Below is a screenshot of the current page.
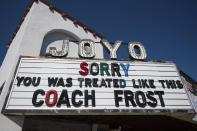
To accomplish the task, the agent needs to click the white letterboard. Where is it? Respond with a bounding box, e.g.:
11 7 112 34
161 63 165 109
3 57 193 114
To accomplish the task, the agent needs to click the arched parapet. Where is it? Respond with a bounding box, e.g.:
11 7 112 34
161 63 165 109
40 29 81 58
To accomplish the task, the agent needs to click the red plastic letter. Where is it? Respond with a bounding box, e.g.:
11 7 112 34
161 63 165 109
79 62 88 76
45 90 58 107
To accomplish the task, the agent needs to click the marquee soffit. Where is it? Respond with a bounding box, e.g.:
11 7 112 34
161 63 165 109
6 0 104 48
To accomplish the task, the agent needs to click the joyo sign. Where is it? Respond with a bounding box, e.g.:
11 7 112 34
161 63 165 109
49 39 147 60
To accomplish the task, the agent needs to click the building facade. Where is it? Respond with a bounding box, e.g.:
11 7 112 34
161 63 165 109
0 0 196 131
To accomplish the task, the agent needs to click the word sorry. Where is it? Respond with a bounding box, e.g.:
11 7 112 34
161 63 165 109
79 62 130 77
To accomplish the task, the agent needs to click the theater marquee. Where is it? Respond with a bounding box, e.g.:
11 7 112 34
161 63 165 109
3 57 193 114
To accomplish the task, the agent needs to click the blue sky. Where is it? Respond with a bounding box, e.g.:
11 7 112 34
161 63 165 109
0 0 197 80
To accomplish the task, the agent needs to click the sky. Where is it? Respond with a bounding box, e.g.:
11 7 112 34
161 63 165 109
0 0 197 80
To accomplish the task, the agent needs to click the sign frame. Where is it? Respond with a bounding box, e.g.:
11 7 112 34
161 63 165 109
2 56 195 115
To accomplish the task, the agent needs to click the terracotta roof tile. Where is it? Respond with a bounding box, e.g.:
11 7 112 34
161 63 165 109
6 0 104 48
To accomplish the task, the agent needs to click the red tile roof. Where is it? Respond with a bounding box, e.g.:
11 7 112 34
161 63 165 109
6 0 104 48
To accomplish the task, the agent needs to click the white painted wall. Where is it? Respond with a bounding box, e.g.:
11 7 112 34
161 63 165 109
0 1 104 131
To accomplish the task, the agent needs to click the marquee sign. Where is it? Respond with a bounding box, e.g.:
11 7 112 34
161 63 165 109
3 57 192 114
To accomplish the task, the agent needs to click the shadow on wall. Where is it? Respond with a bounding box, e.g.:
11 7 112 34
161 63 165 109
40 29 80 58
